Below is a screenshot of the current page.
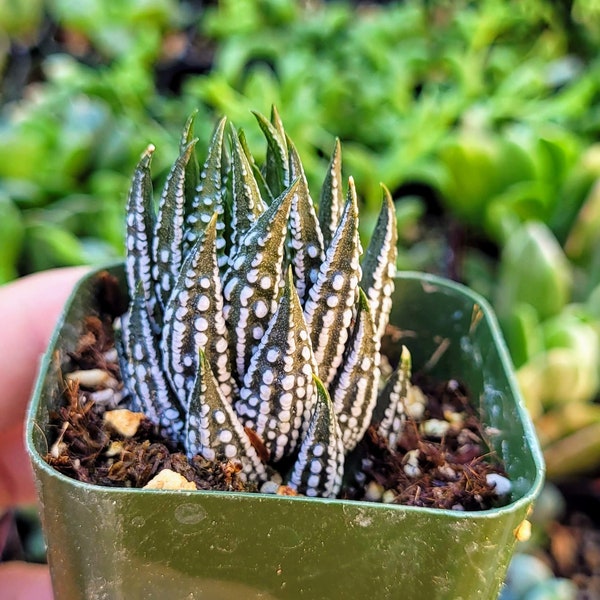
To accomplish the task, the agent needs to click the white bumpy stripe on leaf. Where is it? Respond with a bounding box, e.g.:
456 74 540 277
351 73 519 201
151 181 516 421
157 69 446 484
235 268 317 463
184 117 228 262
222 181 295 384
303 178 362 386
360 185 398 344
329 289 380 452
125 145 157 326
161 213 236 406
123 289 185 442
286 376 344 498
152 140 198 311
376 345 412 449
186 351 268 483
286 137 325 306
319 138 344 248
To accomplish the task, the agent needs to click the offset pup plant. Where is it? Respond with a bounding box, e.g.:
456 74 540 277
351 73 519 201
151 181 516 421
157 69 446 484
27 108 544 600
116 108 401 497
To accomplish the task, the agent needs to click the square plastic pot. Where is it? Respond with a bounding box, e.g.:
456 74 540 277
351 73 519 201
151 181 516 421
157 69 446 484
27 265 544 600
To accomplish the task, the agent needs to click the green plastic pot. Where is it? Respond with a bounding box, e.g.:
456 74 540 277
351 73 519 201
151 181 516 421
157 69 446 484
27 266 544 600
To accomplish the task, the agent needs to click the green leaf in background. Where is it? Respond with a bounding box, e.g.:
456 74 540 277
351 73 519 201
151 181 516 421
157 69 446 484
21 222 118 272
0 0 43 40
47 0 178 60
565 178 600 265
502 303 544 370
541 312 599 405
438 130 535 231
0 193 24 284
495 222 572 322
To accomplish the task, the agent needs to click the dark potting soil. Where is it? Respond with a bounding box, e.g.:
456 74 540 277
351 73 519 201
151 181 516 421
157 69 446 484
44 272 509 509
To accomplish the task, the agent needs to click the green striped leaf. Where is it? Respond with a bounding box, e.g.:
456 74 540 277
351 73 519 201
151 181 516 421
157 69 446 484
229 129 268 252
329 288 380 452
319 138 344 248
179 111 200 218
376 345 411 449
222 180 295 383
186 350 268 483
286 375 344 498
235 268 317 463
304 178 362 386
360 185 398 344
161 213 236 407
152 140 198 311
239 128 274 205
253 109 289 196
125 145 156 317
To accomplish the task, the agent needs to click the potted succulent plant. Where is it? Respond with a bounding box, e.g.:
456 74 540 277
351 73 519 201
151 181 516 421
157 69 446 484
27 109 544 599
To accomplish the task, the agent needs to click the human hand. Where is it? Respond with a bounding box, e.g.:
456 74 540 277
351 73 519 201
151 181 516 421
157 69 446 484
0 267 88 600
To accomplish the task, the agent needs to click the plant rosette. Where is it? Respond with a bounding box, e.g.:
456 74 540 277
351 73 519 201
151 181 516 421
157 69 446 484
27 111 544 600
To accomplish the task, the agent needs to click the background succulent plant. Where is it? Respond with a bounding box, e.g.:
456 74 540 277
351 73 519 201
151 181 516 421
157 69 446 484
116 108 401 498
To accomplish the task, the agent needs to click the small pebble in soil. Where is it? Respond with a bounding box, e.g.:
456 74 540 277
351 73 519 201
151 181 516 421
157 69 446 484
420 418 450 438
66 368 119 390
403 449 422 478
260 481 281 494
486 473 512 497
103 409 145 438
364 481 385 502
144 469 197 491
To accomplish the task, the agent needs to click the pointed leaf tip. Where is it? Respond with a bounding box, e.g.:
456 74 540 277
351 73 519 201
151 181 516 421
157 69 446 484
286 375 344 498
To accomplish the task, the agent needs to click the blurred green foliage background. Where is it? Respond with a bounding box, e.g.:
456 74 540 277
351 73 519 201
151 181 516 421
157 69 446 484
3 0 600 511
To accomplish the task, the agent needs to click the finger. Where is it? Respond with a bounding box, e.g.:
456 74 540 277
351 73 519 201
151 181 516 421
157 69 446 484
0 267 88 433
0 561 53 600
0 423 38 508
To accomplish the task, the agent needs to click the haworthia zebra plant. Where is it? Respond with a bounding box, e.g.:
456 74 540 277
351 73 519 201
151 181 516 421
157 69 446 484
117 108 409 498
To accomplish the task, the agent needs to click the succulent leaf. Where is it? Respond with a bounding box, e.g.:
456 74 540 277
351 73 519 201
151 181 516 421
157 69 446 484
222 180 296 383
114 315 133 394
303 178 362 386
123 288 185 442
286 134 306 185
184 116 228 260
253 110 289 196
125 145 157 320
161 213 236 406
286 375 344 498
186 350 268 483
152 140 198 311
329 289 380 452
360 185 398 343
229 130 268 252
376 345 412 449
179 111 201 218
270 105 287 148
235 268 317 462
319 138 344 247
239 128 274 205
286 136 325 304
